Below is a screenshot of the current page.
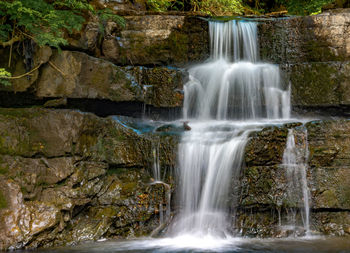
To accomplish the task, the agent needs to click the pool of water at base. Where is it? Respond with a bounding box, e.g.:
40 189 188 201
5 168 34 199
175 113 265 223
18 236 350 253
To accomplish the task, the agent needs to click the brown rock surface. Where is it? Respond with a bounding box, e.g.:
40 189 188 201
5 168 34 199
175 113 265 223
101 15 209 66
0 108 178 250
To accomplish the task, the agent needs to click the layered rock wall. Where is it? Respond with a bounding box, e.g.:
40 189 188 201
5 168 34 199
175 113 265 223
0 108 178 250
239 120 350 237
1 7 350 250
0 14 208 116
259 9 350 112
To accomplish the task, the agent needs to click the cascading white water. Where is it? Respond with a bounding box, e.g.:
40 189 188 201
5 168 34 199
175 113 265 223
282 128 311 235
183 21 290 121
170 123 257 237
171 20 291 239
209 21 258 62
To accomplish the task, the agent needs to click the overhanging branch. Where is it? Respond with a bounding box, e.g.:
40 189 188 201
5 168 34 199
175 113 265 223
0 35 22 47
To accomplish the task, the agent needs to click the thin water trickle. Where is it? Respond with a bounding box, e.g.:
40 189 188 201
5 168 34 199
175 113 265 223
152 141 161 182
282 128 311 235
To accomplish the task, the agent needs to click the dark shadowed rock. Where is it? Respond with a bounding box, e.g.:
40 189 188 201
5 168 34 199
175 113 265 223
0 46 52 92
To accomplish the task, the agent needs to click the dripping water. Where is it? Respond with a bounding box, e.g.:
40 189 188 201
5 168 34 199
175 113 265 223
149 139 172 236
282 128 311 236
152 141 161 182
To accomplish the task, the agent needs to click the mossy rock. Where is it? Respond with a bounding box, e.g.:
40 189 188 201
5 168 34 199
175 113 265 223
0 189 7 209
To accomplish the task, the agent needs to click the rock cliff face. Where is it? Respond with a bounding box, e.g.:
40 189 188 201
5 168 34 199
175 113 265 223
2 10 350 115
0 13 206 249
101 15 209 66
239 120 350 237
0 108 178 250
259 9 350 111
0 14 209 114
1 7 350 250
0 49 186 112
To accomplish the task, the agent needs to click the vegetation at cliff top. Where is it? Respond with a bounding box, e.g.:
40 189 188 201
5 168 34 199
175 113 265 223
146 0 337 15
0 0 124 85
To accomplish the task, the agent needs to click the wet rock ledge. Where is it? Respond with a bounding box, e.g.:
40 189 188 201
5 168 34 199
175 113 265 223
0 108 178 250
239 120 350 237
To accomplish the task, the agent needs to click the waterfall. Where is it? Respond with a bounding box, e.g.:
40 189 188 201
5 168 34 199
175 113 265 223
183 21 290 120
170 123 258 237
282 128 311 235
170 20 291 239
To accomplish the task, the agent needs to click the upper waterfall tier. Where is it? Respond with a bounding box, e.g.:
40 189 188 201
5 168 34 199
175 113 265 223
210 20 258 62
183 20 290 120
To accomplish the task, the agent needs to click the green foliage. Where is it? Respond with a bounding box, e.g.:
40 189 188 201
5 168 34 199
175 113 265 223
197 0 244 15
277 0 334 15
96 8 126 45
147 0 244 15
147 0 177 11
97 8 126 28
0 0 91 48
0 24 12 42
243 0 334 15
0 0 125 48
0 0 125 87
146 0 335 15
0 69 11 86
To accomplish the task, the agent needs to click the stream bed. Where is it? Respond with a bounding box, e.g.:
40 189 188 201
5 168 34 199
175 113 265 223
18 237 350 253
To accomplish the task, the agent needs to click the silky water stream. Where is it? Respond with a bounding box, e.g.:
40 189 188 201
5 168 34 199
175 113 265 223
23 20 350 253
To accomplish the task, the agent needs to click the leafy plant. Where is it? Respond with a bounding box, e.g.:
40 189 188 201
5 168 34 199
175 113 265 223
0 0 125 86
0 0 93 48
96 8 126 45
196 0 244 15
147 0 176 11
243 0 334 15
147 0 244 15
0 69 11 86
278 0 334 15
97 8 126 27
